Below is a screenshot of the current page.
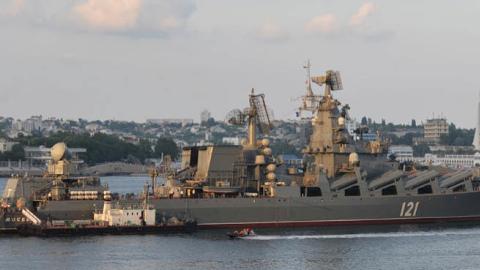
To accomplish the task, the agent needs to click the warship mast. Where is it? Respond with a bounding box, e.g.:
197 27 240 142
298 60 322 118
304 70 351 179
246 89 259 149
303 67 384 182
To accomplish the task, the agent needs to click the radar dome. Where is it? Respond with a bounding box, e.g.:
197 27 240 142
51 142 67 162
261 138 270 147
266 172 276 181
266 164 276 172
226 109 245 125
263 147 272 156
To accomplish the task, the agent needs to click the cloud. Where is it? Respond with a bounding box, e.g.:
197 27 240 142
135 0 196 34
304 3 389 42
358 30 395 42
72 0 196 35
0 0 196 37
305 14 337 34
0 1 72 26
350 2 376 26
73 0 141 31
256 22 289 42
0 0 25 16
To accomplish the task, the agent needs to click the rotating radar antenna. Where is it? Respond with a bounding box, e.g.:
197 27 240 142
249 89 272 135
226 89 272 147
311 70 343 96
225 109 246 126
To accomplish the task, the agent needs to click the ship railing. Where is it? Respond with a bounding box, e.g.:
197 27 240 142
155 192 264 200
204 170 247 187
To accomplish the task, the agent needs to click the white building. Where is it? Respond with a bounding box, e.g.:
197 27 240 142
210 126 226 133
389 141 480 168
200 110 211 123
0 138 18 153
388 145 414 161
422 153 480 168
12 116 44 133
346 118 359 136
402 153 480 169
190 126 200 133
147 119 194 127
222 137 242 145
415 118 448 145
85 123 102 134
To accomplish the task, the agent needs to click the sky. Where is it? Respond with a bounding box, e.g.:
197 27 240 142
0 0 479 127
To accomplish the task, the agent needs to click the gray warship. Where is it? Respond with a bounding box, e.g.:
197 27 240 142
3 65 480 233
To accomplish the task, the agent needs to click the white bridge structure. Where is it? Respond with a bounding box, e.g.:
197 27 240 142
394 152 480 169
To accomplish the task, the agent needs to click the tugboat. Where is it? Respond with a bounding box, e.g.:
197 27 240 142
15 197 196 237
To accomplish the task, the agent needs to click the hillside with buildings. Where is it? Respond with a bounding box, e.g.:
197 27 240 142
0 110 477 171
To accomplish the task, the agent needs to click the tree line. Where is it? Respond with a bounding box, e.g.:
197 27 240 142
0 132 179 165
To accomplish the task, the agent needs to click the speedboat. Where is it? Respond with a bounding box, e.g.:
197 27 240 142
227 228 256 239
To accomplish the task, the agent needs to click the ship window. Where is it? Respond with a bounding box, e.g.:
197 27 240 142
345 185 360 196
381 185 397 196
190 148 199 167
306 187 322 197
417 185 432 194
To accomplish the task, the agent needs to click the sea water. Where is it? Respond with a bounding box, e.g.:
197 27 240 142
2 177 480 270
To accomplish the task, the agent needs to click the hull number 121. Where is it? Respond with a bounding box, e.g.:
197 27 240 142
400 201 419 217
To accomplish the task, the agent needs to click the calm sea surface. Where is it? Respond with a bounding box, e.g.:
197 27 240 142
2 177 480 270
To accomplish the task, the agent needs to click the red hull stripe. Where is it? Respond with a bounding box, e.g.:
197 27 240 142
197 216 480 229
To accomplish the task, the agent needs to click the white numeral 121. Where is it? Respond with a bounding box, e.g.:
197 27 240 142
400 201 419 217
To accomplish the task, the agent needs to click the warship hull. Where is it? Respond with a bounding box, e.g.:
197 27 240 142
22 191 480 230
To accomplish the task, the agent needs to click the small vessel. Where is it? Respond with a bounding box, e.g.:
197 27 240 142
15 190 197 237
1 142 109 234
227 228 256 239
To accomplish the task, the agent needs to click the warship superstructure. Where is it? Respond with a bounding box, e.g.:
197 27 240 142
1 143 109 232
3 64 480 233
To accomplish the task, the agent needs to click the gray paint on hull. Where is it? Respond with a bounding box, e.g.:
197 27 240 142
36 191 480 227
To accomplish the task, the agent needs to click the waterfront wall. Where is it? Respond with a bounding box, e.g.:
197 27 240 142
0 161 147 177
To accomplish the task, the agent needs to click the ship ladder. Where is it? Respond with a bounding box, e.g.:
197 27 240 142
21 208 42 225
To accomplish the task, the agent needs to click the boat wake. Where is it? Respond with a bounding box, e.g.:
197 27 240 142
243 229 480 241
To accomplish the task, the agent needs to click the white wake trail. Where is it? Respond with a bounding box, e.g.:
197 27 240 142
244 229 480 241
